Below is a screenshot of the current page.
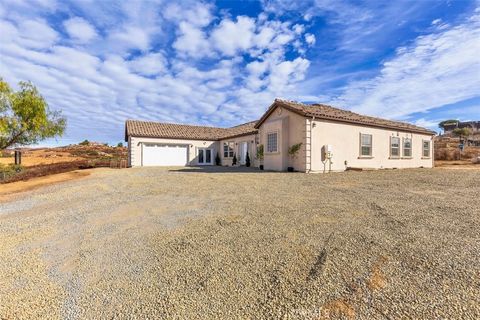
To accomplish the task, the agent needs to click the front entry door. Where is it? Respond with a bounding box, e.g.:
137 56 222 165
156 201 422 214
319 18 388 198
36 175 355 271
198 148 212 165
239 142 248 165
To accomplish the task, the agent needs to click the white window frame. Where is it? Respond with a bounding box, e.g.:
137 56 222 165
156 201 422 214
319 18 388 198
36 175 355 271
266 131 278 153
359 133 373 157
422 140 431 158
223 141 234 158
390 136 400 158
403 138 412 158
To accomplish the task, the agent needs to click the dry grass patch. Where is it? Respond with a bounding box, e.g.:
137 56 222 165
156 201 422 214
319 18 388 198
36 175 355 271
367 256 388 291
321 299 356 319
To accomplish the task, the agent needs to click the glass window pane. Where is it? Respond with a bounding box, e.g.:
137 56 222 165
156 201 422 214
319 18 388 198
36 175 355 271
361 134 371 145
267 133 277 152
404 139 411 156
423 141 430 157
206 149 211 163
391 137 399 147
361 146 370 156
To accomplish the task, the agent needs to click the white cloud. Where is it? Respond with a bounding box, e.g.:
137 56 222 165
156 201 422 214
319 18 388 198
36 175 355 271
64 17 98 43
108 25 151 52
164 2 213 27
0 1 314 144
129 53 167 76
253 26 275 48
305 33 315 45
211 16 256 56
331 12 480 119
413 118 440 130
173 22 212 58
17 19 58 49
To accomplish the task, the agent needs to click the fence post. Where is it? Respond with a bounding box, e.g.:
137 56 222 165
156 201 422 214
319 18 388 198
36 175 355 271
15 150 22 165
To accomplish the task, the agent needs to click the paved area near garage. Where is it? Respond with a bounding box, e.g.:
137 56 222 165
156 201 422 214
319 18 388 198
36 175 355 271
1 167 479 319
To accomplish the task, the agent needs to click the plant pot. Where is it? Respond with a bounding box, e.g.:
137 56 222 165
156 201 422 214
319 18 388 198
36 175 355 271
259 165 264 170
287 167 294 172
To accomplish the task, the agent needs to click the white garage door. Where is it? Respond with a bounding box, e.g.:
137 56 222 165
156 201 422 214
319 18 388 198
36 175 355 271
142 144 188 166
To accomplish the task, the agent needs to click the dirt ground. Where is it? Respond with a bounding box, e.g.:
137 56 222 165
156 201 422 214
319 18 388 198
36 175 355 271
435 160 480 169
0 170 91 202
0 150 82 167
0 167 479 319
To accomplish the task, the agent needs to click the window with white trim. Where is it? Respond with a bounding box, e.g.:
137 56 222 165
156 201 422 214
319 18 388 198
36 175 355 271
267 132 278 153
223 142 234 158
423 140 431 158
390 137 400 157
360 133 372 157
403 138 412 157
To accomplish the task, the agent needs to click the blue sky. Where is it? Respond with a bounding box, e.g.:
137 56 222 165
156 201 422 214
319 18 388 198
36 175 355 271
0 0 479 146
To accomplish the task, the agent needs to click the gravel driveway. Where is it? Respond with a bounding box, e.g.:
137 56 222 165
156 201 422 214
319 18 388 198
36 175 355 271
1 167 479 319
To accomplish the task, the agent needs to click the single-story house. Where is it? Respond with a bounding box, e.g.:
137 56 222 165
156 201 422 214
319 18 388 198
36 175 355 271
125 99 435 172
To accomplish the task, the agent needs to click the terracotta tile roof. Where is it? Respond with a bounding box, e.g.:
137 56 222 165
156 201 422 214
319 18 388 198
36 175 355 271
255 99 435 135
125 120 258 141
221 120 258 139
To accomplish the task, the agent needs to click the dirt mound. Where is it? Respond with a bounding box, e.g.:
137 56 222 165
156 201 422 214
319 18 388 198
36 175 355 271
434 136 480 161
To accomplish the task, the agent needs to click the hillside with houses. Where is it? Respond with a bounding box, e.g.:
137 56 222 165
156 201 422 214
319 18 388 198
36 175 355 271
435 120 480 162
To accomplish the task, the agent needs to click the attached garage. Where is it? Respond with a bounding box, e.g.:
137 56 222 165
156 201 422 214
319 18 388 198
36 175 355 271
142 143 188 166
125 119 258 167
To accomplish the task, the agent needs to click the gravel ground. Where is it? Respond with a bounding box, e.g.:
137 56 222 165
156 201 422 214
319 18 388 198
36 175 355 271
0 167 479 319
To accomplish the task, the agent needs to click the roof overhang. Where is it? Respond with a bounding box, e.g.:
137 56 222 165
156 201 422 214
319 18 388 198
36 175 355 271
254 99 435 135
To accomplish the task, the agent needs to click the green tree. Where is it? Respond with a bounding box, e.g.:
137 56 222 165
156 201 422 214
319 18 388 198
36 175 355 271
288 143 303 159
0 78 66 150
117 142 123 148
79 139 90 146
438 119 458 130
452 127 471 138
256 144 264 161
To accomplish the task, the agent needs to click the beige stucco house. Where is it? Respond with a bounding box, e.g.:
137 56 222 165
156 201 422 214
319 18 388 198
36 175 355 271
125 99 435 172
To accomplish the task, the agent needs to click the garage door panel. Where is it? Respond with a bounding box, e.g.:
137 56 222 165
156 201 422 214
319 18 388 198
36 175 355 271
142 144 188 166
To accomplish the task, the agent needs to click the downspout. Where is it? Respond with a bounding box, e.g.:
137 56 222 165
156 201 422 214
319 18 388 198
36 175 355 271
308 116 315 173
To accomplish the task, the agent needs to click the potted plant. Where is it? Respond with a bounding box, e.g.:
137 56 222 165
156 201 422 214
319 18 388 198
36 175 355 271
256 144 264 170
232 153 237 166
287 143 302 172
215 152 221 166
245 151 251 167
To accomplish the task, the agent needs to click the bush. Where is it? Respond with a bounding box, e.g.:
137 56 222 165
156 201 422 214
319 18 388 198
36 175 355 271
245 151 251 167
117 142 123 148
215 152 221 165
256 144 264 160
0 163 23 181
79 140 90 146
288 143 302 159
232 153 237 166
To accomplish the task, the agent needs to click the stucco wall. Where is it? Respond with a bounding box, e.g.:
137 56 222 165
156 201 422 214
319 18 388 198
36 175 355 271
219 134 258 167
258 107 307 171
129 136 219 167
310 119 434 172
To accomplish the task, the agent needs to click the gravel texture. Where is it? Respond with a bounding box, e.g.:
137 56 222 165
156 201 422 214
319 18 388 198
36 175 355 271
0 167 479 319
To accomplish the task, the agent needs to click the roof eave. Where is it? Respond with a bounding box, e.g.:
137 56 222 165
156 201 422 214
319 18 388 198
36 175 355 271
254 100 307 129
220 131 258 140
127 134 221 141
311 116 436 135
